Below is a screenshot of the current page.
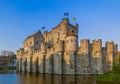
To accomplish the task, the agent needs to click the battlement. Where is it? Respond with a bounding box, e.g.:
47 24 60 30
16 18 119 75
78 39 90 55
78 39 117 55
76 39 118 74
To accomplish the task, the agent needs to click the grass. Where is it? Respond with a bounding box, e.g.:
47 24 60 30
96 64 120 84
97 73 120 83
0 66 16 70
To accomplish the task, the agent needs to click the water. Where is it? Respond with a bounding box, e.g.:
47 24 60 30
0 73 109 84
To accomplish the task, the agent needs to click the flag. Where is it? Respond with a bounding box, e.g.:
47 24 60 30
72 18 76 21
64 12 69 16
41 26 45 30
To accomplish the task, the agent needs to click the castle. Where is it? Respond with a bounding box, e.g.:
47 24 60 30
17 18 118 75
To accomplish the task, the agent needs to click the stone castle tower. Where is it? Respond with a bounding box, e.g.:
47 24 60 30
17 18 118 75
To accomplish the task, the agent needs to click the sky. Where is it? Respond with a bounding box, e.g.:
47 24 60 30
0 0 120 52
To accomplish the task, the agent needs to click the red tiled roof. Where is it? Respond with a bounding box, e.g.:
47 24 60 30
67 31 77 37
118 51 120 55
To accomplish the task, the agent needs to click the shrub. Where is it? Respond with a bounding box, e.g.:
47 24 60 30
112 64 120 74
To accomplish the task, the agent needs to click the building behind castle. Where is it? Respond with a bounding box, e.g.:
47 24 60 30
17 18 118 75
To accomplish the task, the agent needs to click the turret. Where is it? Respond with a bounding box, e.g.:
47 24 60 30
78 39 90 55
106 41 114 71
65 31 78 52
90 39 103 74
91 39 102 58
60 18 69 39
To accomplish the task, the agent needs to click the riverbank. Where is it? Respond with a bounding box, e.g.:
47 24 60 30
97 73 120 84
0 66 16 70
96 64 120 84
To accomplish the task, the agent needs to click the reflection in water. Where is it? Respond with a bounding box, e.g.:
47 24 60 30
0 70 16 74
0 73 110 84
17 73 97 84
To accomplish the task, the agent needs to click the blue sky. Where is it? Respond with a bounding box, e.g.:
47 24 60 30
0 0 120 52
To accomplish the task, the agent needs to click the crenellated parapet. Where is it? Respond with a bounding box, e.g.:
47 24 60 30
106 41 114 54
16 18 119 75
90 39 103 74
76 39 118 74
78 39 90 55
17 48 24 57
106 41 114 71
77 39 103 57
91 39 102 58
17 38 118 75
76 39 90 74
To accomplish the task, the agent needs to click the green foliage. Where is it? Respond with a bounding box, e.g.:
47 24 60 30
116 55 120 64
97 64 120 83
112 64 120 74
97 73 120 83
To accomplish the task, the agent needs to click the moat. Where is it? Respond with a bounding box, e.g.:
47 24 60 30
0 73 110 84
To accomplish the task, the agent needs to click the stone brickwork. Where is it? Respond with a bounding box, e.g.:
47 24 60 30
106 42 114 71
53 53 62 74
76 39 90 74
90 39 103 74
102 47 106 73
16 18 118 75
113 44 118 65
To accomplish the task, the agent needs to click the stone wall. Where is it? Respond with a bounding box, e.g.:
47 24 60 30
90 39 103 74
53 52 62 74
113 44 118 65
106 42 114 71
17 38 118 75
102 47 106 73
76 39 90 74
16 18 118 75
45 49 54 74
63 52 75 75
65 36 78 52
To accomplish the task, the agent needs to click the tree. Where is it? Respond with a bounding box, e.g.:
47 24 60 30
0 50 15 56
117 51 120 64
